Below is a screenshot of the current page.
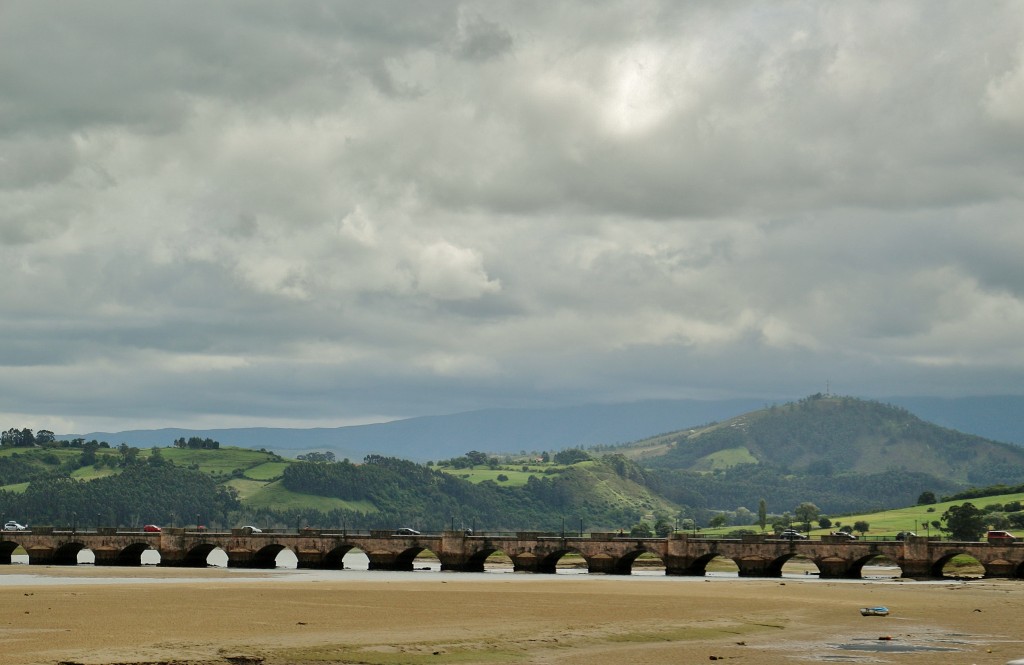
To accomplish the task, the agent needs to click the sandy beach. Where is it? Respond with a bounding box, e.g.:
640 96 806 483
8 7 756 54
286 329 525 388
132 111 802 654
1 566 1022 665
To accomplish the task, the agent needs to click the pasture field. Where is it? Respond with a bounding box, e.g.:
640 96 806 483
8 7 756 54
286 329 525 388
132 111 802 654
699 491 1024 539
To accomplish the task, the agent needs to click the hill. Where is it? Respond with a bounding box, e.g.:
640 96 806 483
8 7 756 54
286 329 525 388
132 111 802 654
60 395 1024 464
627 395 1024 514
641 394 1024 482
0 442 679 533
7 394 1024 531
61 398 769 461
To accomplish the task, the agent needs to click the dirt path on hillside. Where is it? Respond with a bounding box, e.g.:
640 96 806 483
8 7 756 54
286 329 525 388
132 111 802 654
1 567 1023 665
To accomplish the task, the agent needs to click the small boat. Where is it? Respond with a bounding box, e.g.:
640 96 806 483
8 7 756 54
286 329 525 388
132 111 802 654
860 606 889 616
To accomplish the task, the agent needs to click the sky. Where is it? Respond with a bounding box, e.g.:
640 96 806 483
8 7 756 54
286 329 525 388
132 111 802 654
2 2 1024 434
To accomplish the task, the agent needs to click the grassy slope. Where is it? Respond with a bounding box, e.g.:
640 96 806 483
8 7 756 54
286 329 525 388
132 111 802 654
699 491 1024 539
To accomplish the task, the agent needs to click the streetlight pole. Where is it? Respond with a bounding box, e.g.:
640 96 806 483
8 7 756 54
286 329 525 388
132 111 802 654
72 511 77 535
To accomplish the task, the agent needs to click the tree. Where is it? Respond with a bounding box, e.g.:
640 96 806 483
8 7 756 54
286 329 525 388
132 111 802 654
148 447 171 467
80 440 100 467
795 502 820 531
629 522 653 538
941 502 987 541
708 514 728 528
917 491 937 505
465 451 489 467
853 520 869 535
758 498 767 532
553 448 591 465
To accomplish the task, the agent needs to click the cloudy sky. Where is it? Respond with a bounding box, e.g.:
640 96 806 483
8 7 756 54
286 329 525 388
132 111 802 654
3 2 1024 433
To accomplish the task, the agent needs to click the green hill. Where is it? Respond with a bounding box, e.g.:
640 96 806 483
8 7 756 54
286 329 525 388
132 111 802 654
4 395 1024 531
642 394 1024 483
601 394 1024 515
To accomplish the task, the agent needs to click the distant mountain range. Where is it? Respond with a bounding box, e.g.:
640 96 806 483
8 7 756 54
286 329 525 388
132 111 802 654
62 394 1024 462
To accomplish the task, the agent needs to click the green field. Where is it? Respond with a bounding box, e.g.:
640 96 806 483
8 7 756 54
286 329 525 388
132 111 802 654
242 461 290 481
691 446 758 471
441 467 536 486
700 491 1024 538
157 447 282 475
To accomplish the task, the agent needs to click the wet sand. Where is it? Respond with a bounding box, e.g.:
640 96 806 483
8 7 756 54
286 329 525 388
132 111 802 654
1 567 1023 665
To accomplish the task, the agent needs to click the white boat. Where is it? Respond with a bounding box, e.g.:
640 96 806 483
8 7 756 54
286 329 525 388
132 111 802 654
860 606 889 616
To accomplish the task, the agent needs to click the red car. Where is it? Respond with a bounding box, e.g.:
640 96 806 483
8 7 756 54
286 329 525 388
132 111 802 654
143 524 161 533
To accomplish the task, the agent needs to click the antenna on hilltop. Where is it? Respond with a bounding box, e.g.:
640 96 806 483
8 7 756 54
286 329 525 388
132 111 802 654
826 379 830 397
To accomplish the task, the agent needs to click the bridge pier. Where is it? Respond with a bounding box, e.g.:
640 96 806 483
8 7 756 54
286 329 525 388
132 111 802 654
816 556 859 579
24 546 58 566
511 552 542 573
295 549 328 569
93 546 131 566
982 559 1018 579
586 553 620 574
735 556 776 578
226 549 276 569
367 552 412 571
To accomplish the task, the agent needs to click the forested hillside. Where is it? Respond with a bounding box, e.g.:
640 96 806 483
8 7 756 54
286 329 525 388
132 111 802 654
268 454 674 531
0 440 677 533
644 395 1024 484
0 463 239 527
4 395 1024 532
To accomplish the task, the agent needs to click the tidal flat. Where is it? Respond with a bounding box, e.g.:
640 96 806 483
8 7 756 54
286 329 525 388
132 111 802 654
1 566 1022 665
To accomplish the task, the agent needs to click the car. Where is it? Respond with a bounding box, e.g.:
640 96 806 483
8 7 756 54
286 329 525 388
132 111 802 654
777 529 807 540
240 525 262 534
830 531 858 540
987 530 1016 543
393 527 420 536
3 521 27 531
142 524 162 533
895 531 917 541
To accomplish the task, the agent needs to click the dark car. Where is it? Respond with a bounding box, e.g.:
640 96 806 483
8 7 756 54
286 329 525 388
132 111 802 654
778 529 807 540
895 531 917 541
393 527 420 536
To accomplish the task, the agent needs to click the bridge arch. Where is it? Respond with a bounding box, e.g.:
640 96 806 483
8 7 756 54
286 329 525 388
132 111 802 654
931 550 984 579
536 547 591 574
376 545 441 572
765 552 821 578
612 547 667 575
0 539 21 564
320 543 361 569
173 543 223 567
460 546 506 572
100 542 153 566
228 543 289 569
841 552 900 579
52 541 85 566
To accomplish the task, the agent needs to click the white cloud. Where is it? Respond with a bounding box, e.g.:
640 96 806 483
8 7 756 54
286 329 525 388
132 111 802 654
1 1 1023 430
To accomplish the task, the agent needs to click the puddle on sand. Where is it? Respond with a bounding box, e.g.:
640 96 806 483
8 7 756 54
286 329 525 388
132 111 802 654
832 638 959 653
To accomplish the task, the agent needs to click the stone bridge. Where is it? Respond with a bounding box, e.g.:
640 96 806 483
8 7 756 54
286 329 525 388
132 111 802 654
2 529 1022 579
